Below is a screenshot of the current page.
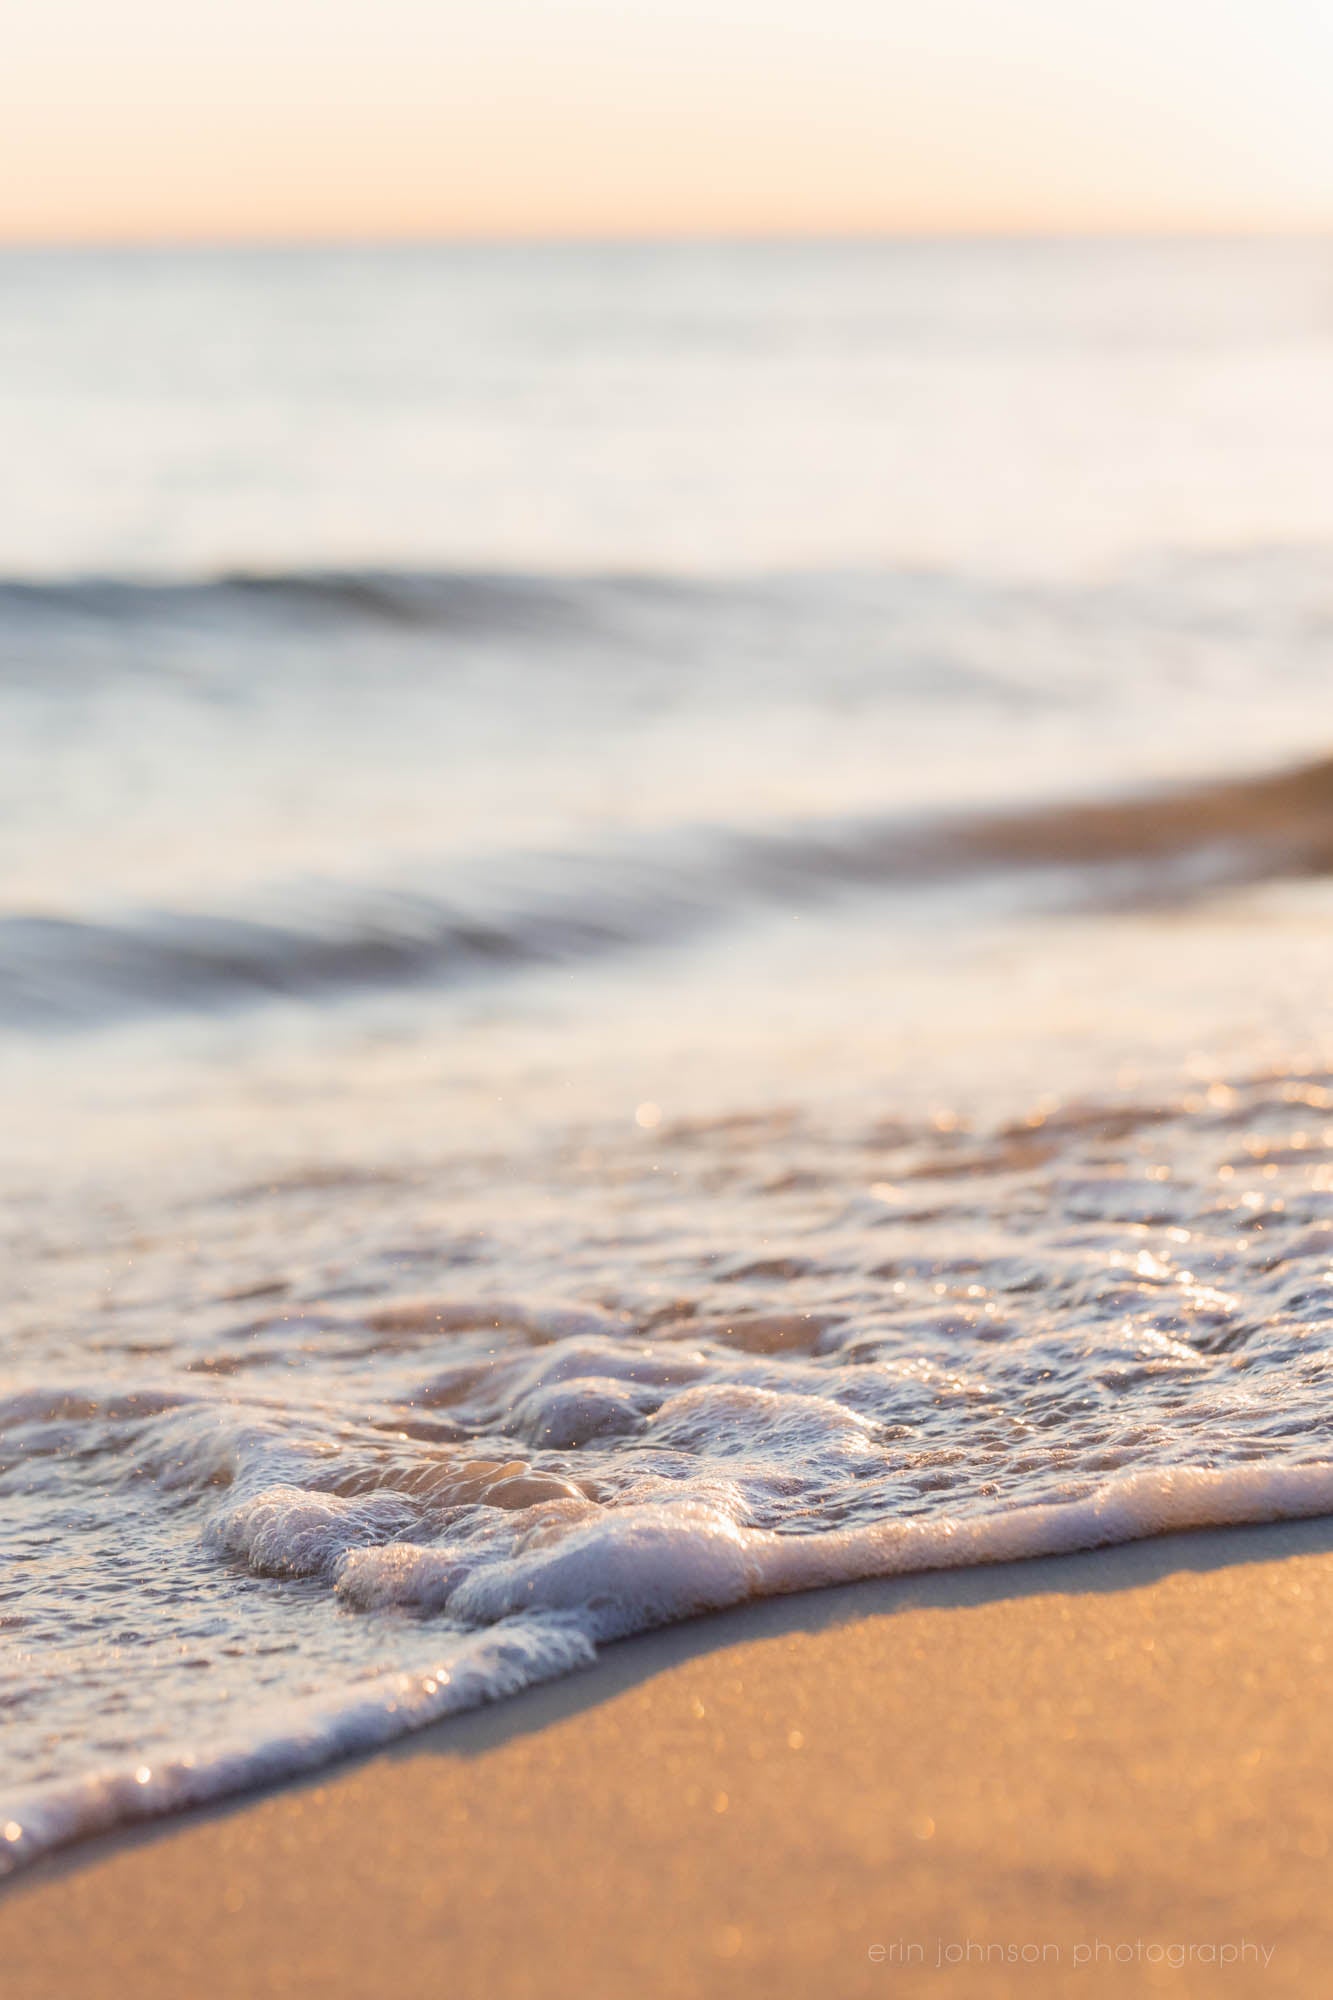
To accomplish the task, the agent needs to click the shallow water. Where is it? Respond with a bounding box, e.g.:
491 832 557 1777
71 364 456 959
4 238 1333 1875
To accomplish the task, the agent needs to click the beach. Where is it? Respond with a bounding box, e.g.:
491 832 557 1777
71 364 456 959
6 240 1333 1978
5 1515 1331 1998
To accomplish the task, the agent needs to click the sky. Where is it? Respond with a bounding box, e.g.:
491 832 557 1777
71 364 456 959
4 0 1333 243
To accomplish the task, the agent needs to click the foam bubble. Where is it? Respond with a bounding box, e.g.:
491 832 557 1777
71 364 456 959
447 1501 759 1640
208 1486 418 1579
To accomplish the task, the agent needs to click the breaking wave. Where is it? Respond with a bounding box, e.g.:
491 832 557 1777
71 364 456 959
7 753 1333 1026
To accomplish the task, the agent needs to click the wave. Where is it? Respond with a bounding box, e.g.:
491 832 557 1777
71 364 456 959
6 753 1333 1027
7 1031 1333 1876
0 568 601 638
6 1457 1333 1880
3 542 1331 648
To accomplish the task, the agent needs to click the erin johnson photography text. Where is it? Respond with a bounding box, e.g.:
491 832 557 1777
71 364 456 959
868 1938 1277 1972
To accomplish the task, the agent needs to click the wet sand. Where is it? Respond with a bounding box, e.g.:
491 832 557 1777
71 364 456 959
5 1517 1333 1999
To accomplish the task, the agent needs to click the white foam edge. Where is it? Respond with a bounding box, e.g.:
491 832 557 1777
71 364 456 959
6 1456 1333 1881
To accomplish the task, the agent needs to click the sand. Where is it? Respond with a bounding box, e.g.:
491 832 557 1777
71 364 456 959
5 1516 1333 1998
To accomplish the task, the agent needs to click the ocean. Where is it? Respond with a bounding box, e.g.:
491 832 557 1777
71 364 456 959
4 236 1333 1873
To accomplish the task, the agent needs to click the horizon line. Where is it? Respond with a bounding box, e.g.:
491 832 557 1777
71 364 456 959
3 220 1332 255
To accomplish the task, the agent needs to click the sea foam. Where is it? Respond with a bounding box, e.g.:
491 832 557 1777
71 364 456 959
8 1458 1333 1879
7 1064 1328 1872
8 1063 1333 1876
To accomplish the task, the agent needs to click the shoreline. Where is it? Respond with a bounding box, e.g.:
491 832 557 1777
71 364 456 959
7 1514 1333 1996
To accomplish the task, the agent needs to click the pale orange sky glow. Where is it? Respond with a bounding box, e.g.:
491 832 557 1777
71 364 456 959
5 0 1333 243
